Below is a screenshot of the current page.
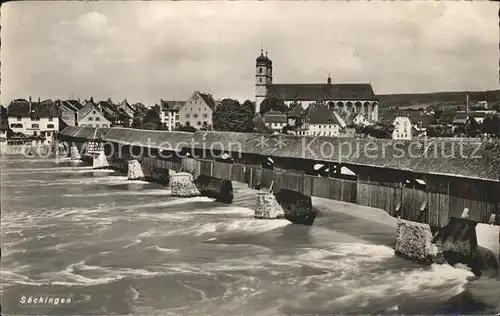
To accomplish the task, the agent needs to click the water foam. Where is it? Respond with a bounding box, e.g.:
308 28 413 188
189 218 290 236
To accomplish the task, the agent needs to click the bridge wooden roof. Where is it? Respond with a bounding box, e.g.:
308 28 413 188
194 132 500 182
59 126 109 140
101 127 195 150
58 127 500 182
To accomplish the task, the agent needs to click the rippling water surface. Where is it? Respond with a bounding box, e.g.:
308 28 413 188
1 156 499 315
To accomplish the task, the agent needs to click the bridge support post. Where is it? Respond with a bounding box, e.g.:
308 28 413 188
273 189 317 225
255 191 285 219
395 218 445 264
127 159 145 181
70 145 81 160
170 172 201 197
93 150 109 169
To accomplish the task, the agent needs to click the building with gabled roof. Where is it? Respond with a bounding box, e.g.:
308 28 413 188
78 102 112 128
287 102 342 137
263 110 287 132
254 49 379 121
162 91 216 130
7 97 61 144
160 100 185 131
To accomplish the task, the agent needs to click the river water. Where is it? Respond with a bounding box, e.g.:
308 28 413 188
1 155 499 315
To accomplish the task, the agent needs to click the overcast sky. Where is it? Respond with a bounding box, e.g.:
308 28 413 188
1 1 498 106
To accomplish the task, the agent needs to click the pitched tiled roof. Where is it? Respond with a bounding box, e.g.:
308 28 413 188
263 110 287 123
288 103 304 117
7 99 60 117
303 103 341 125
38 100 61 117
198 92 217 110
61 101 79 112
453 112 467 124
267 83 376 101
7 99 31 116
408 114 434 127
102 127 195 149
66 100 84 110
0 118 8 131
59 126 109 141
438 112 456 124
161 100 185 112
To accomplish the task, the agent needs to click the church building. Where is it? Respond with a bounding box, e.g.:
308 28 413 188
255 50 379 122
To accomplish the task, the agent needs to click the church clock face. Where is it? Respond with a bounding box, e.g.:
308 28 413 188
256 85 267 96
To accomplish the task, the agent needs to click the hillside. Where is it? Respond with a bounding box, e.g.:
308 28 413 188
377 89 500 108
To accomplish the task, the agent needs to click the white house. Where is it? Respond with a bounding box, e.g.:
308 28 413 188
160 100 184 131
392 116 412 140
7 98 61 145
263 110 287 132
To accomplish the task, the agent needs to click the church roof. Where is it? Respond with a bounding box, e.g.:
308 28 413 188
267 83 376 101
256 50 272 66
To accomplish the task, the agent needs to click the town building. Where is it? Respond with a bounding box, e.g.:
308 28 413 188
78 101 112 128
7 97 61 145
392 116 412 140
263 110 287 132
287 103 341 137
118 99 135 120
165 91 216 130
254 49 379 121
59 99 83 126
160 100 184 131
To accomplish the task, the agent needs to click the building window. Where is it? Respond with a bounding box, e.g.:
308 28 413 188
96 117 100 121
34 131 38 136
259 68 263 73
197 121 201 126
17 116 22 121
47 124 54 128
48 116 53 121
88 117 93 121
193 113 198 118
259 78 262 83
31 124 39 128
186 114 190 118
204 114 208 118
93 110 96 114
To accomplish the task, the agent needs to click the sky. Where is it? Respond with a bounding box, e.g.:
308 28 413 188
1 1 498 106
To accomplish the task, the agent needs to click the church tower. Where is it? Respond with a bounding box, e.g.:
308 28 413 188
255 49 273 113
